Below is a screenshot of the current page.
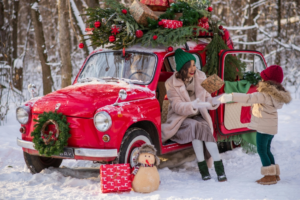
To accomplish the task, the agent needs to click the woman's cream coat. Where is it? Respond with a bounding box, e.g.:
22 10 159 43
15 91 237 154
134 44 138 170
161 69 219 142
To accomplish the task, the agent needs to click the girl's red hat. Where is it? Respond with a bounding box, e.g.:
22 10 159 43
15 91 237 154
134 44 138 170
260 65 284 83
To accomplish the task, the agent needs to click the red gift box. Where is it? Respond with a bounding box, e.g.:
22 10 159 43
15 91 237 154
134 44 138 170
161 19 183 29
140 0 174 7
85 27 94 35
100 164 132 193
198 20 209 30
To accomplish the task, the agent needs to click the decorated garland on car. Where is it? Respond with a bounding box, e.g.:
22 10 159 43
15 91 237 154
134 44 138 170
31 111 71 157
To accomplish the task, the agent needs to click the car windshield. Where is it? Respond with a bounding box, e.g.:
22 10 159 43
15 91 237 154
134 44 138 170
78 52 156 84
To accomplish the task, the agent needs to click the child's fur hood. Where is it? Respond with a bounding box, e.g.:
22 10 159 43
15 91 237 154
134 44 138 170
257 81 292 104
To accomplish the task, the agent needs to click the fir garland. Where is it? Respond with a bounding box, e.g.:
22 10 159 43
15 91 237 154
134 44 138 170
83 0 211 49
83 0 143 50
243 71 261 85
31 111 71 157
202 22 246 81
218 134 257 153
137 26 207 47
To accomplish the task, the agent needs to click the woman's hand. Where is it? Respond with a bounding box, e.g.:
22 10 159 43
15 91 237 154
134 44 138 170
192 98 212 109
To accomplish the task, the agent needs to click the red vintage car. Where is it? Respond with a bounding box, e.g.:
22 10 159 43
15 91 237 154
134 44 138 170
16 41 267 173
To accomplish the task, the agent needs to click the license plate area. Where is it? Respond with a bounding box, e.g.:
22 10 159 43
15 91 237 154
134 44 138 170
55 147 74 158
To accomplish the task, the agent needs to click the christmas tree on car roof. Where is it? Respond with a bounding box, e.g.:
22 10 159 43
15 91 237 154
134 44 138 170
80 0 245 81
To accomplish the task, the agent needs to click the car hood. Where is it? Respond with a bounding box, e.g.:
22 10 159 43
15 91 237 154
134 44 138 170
32 82 154 118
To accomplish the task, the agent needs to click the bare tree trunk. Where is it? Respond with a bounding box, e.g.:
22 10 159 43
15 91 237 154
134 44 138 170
12 0 23 91
30 0 53 95
246 0 259 51
12 0 19 60
69 1 89 57
0 1 5 62
58 0 72 88
86 0 99 8
2 0 12 66
275 0 281 65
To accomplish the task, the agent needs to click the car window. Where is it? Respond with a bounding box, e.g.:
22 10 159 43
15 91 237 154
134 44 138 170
78 52 156 84
167 53 201 71
231 53 266 73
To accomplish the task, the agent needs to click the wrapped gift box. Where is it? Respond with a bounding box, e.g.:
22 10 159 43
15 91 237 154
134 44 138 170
198 20 209 30
100 164 132 193
140 0 174 7
85 27 94 35
201 74 224 94
129 0 158 26
161 19 183 29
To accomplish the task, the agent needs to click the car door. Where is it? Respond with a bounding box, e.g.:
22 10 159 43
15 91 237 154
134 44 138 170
216 50 267 136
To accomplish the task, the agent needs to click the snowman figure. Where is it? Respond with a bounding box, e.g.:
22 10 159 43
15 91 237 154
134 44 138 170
131 144 160 193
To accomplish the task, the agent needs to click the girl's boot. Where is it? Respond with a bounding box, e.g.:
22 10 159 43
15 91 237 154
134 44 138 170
275 164 280 181
197 160 211 180
256 165 277 185
214 160 227 182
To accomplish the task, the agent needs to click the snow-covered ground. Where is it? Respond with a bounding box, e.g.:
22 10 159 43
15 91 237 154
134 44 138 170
0 100 300 200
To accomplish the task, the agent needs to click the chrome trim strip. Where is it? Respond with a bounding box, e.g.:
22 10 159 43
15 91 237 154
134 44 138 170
17 138 118 158
74 148 118 157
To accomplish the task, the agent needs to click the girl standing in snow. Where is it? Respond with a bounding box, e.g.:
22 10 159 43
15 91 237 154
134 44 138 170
161 49 227 182
218 65 291 185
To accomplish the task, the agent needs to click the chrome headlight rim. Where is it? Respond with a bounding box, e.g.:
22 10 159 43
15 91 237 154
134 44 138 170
94 111 112 132
16 106 30 125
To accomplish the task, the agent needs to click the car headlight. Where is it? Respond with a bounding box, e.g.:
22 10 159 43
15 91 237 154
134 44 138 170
94 111 112 132
16 106 30 124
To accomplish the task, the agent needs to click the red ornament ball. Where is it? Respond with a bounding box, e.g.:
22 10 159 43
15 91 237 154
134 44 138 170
109 35 116 42
208 7 213 12
94 21 101 28
158 21 163 26
219 25 223 30
167 46 173 52
153 35 158 40
78 43 84 49
135 30 143 38
122 9 127 14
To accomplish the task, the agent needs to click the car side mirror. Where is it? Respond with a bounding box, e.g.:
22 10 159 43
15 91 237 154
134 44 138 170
114 89 127 106
118 89 127 100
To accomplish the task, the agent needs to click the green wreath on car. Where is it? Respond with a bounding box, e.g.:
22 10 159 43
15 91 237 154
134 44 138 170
31 111 71 157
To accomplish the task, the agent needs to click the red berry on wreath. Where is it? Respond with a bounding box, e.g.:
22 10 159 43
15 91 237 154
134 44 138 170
78 43 84 49
122 9 127 14
153 35 158 40
167 46 173 52
109 35 116 42
219 25 223 30
158 21 163 26
94 21 101 28
208 7 213 12
135 30 143 38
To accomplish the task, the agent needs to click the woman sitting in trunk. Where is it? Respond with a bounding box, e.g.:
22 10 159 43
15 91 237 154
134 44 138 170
161 49 227 182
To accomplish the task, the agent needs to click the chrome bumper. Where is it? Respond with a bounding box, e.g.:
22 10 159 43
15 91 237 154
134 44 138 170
17 138 118 158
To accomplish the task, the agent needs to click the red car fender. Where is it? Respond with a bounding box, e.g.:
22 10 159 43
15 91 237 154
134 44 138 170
94 97 161 151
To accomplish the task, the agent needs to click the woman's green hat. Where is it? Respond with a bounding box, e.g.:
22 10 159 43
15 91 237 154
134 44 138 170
175 48 196 71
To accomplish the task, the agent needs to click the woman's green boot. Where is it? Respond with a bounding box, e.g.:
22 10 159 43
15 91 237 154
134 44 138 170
197 161 211 180
214 160 227 182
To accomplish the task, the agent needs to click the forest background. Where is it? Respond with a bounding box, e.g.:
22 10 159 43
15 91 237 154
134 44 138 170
1 0 300 125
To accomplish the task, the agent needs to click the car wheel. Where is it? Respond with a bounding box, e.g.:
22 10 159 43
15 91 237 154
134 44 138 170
217 141 233 153
118 128 152 167
23 152 63 174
